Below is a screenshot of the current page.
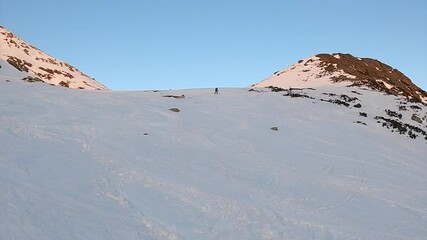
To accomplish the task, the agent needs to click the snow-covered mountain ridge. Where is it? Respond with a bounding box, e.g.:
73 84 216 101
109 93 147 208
0 26 108 90
252 53 427 104
0 78 426 240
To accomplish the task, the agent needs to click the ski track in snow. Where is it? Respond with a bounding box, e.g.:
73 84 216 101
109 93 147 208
0 80 426 240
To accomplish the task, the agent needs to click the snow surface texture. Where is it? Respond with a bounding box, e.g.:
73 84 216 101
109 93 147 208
0 26 108 90
1 79 426 240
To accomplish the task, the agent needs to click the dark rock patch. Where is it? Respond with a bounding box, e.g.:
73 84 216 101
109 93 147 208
321 98 350 107
7 56 32 72
22 76 44 83
355 121 367 125
59 81 69 88
169 108 180 113
385 109 402 119
410 105 422 110
374 116 427 140
267 86 287 92
163 95 185 99
270 127 279 131
411 114 423 124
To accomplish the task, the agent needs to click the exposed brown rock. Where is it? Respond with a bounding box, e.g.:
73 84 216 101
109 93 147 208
39 67 54 74
59 81 70 88
7 56 32 72
316 53 427 103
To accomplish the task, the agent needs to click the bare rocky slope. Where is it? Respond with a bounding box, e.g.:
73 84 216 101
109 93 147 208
252 53 427 104
0 26 108 90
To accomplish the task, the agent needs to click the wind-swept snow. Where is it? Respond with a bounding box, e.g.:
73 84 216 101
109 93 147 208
0 80 426 240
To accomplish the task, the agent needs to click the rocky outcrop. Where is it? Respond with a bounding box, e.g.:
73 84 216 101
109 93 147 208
316 53 426 103
252 53 426 104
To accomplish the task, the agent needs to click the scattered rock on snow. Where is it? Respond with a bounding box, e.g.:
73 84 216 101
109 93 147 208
169 108 180 112
163 95 185 99
411 114 422 124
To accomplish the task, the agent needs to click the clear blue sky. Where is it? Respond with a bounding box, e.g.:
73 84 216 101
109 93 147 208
1 0 426 90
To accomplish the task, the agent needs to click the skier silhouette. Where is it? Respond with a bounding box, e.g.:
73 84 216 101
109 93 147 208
214 87 219 94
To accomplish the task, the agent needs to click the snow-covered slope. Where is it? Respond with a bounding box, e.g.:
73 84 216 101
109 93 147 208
252 53 427 104
1 79 426 240
0 26 108 90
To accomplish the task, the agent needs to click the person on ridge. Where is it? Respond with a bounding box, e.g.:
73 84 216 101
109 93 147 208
214 87 219 94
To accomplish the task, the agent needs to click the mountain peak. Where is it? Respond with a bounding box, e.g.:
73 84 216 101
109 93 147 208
0 26 108 90
252 53 427 103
